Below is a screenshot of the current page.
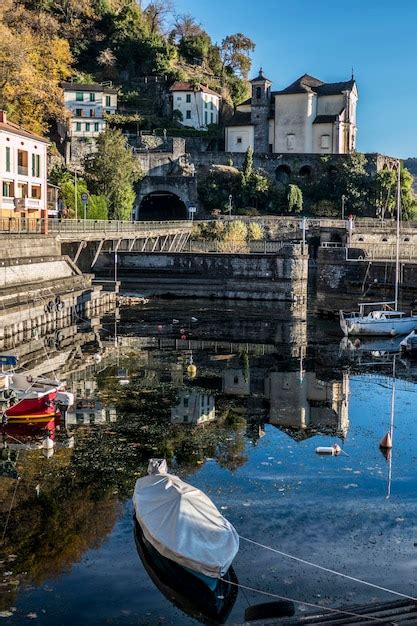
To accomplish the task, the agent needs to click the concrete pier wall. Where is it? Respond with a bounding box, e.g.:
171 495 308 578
96 245 308 302
316 247 417 316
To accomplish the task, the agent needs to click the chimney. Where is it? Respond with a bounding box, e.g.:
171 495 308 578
0 110 6 123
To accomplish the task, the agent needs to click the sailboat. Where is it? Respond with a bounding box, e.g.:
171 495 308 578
340 162 417 336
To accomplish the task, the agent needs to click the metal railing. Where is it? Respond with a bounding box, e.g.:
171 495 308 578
48 219 192 233
0 217 193 235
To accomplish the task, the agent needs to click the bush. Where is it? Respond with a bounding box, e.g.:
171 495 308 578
247 223 264 241
287 184 303 213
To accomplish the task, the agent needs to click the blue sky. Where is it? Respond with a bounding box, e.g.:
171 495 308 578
172 0 416 158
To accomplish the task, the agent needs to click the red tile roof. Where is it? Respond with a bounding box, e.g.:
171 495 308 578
169 81 221 98
0 112 49 144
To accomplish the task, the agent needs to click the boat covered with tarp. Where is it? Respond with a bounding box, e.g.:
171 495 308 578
133 459 239 587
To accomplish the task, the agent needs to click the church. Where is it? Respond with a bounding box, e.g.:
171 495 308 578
225 69 358 155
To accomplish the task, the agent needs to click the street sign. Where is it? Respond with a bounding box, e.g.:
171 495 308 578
188 206 196 213
81 192 89 204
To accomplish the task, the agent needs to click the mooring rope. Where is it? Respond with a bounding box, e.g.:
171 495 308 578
219 578 392 623
1 474 20 544
239 535 417 602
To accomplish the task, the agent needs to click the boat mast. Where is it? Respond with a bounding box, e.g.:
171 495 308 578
394 160 401 311
386 355 396 499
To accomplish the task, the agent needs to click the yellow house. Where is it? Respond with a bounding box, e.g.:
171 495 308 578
0 110 49 220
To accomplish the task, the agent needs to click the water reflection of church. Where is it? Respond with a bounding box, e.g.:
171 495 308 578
222 360 349 441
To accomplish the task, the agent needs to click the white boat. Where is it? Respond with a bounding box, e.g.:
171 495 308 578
340 303 417 337
340 162 417 337
133 459 239 582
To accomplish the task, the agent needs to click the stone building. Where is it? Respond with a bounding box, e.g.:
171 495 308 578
169 81 221 130
225 69 358 155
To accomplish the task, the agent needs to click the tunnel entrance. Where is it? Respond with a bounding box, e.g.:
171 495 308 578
139 191 188 220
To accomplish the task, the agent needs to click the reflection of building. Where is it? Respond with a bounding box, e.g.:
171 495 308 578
222 369 250 396
66 400 116 425
265 369 349 438
171 391 215 425
66 376 116 425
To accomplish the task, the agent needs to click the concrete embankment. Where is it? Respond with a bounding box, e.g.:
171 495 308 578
95 244 308 302
0 235 116 351
316 247 417 316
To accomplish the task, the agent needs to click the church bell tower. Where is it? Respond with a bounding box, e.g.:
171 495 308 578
250 68 272 153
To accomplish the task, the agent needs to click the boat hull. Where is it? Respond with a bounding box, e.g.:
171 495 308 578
5 389 58 416
341 317 417 337
133 520 238 624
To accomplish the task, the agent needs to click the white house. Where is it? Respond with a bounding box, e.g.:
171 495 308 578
61 81 118 138
225 69 358 155
170 81 221 130
0 110 49 219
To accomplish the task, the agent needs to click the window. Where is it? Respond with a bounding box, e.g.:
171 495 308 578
89 109 95 117
5 147 10 172
31 185 41 199
31 154 40 177
89 92 95 102
105 95 111 107
286 134 295 150
236 137 242 144
94 122 99 132
183 415 188 423
75 122 81 132
186 110 191 119
321 134 330 149
183 397 189 408
210 101 214 110
234 376 239 384
186 93 191 103
205 100 208 108
75 108 82 117
256 86 261 99
204 111 208 124
2 181 13 197
76 92 83 101
85 122 90 131
17 150 28 175
176 96 182 101
211 112 213 123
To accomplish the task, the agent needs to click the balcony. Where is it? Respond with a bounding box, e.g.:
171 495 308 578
13 197 41 210
18 165 28 176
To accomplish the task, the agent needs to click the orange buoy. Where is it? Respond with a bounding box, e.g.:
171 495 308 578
379 432 392 449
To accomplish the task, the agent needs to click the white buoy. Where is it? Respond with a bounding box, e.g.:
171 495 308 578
315 444 342 456
42 436 54 450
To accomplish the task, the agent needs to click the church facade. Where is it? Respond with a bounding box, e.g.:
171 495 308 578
225 70 358 155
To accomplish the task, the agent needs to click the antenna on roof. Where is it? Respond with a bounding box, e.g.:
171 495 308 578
351 66 354 80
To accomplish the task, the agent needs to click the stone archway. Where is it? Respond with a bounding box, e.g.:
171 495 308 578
275 164 292 184
139 191 188 220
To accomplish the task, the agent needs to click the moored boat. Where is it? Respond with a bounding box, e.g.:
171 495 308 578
340 303 417 337
133 520 238 624
133 459 239 587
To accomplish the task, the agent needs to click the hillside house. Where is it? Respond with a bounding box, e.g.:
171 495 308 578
170 81 221 130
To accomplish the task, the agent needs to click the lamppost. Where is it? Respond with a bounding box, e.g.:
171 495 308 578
74 169 78 221
228 194 232 217
341 194 347 220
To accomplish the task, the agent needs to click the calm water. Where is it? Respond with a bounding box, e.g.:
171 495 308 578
1 300 417 625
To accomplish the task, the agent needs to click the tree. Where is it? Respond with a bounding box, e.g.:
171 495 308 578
220 33 255 78
375 165 417 220
242 146 253 181
0 7 72 133
87 195 108 220
287 184 303 213
83 128 143 220
143 0 174 34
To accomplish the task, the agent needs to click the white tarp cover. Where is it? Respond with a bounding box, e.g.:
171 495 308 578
133 472 239 578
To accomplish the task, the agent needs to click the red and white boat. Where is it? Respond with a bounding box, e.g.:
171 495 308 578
1 367 74 426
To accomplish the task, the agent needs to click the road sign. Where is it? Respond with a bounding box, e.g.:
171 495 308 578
188 206 196 213
81 192 89 204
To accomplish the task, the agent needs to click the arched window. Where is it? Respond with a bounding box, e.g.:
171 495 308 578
256 86 261 99
286 134 295 150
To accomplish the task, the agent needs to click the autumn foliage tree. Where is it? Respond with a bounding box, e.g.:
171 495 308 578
0 0 72 134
